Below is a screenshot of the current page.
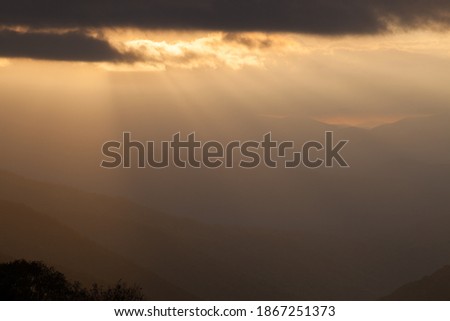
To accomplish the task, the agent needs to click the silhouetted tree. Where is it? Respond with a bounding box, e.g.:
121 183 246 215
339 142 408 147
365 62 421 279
87 281 144 301
0 260 144 301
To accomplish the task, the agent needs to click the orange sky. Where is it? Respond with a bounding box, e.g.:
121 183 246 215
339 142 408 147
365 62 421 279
1 30 450 127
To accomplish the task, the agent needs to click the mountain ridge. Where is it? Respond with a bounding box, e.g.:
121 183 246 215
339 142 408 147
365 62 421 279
0 199 193 300
383 265 450 301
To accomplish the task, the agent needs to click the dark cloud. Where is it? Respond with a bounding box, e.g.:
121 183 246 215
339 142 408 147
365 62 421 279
1 1 449 62
0 29 138 62
0 0 450 34
223 33 273 49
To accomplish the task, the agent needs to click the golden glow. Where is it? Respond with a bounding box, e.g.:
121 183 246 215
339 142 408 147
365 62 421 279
2 29 450 129
100 32 302 71
95 29 450 72
0 59 9 67
315 115 419 128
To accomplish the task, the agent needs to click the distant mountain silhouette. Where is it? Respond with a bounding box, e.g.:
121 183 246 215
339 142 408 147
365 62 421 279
1 150 450 300
383 266 450 301
0 169 442 300
371 114 450 164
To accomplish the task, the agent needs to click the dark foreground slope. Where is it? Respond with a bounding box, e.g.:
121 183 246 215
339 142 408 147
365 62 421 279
1 155 450 300
383 266 450 301
0 200 191 300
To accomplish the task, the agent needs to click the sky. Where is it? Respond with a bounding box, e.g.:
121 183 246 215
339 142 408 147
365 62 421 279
1 0 450 63
1 1 450 146
2 2 450 301
1 29 450 127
